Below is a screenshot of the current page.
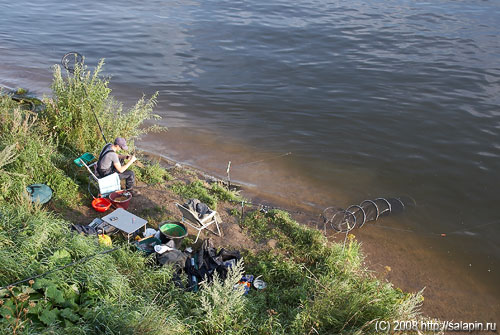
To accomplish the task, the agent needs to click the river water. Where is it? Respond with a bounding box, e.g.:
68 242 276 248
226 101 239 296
1 0 499 319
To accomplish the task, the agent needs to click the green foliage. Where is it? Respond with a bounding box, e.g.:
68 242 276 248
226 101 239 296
7 87 45 113
0 284 37 334
0 203 188 335
230 208 241 217
42 59 162 155
210 182 243 203
239 210 423 334
198 261 250 334
139 161 172 185
171 179 242 209
16 88 27 95
181 237 194 249
0 95 79 206
0 143 21 175
171 179 216 208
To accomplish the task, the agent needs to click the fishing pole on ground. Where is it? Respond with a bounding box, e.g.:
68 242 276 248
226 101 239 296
0 246 121 291
61 52 108 144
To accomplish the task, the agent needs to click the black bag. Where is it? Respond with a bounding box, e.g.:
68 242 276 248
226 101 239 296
70 224 97 235
184 239 242 291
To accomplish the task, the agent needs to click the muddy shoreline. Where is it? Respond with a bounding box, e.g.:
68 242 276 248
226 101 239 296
138 147 499 325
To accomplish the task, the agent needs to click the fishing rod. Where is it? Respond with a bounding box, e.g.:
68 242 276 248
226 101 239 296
0 246 120 291
61 52 108 144
234 152 292 167
225 152 292 189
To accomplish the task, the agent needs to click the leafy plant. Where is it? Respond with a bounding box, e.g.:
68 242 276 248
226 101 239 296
139 161 172 185
198 261 249 334
0 284 36 335
210 182 243 203
42 59 162 155
171 179 217 208
171 179 243 209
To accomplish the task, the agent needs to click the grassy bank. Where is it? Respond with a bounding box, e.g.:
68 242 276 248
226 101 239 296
1 61 426 334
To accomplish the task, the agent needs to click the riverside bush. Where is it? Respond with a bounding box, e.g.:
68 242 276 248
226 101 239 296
198 261 249 333
138 161 172 185
42 59 161 155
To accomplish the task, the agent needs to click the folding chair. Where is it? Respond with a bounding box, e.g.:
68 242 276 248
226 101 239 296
176 203 222 243
79 159 121 197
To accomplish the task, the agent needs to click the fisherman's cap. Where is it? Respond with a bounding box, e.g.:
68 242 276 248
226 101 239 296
114 137 128 150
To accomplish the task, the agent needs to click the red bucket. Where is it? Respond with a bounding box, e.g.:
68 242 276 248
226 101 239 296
92 197 112 212
109 190 132 209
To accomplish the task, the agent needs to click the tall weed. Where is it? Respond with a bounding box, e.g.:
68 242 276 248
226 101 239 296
197 261 250 334
138 161 172 185
43 60 161 155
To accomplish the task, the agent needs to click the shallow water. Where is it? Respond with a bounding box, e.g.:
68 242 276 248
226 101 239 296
1 0 499 317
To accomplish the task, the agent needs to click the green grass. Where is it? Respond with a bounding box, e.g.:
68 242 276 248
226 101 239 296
171 178 243 209
136 160 172 185
0 202 188 335
0 203 424 335
0 95 80 207
240 210 423 334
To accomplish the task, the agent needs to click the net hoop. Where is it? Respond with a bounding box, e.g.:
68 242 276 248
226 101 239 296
373 198 391 216
360 199 379 222
321 206 340 235
61 52 83 74
322 206 340 224
321 195 415 236
330 210 356 233
386 197 405 214
397 195 417 208
346 204 366 228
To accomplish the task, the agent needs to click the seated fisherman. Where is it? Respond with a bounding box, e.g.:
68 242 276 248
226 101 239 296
96 137 140 195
